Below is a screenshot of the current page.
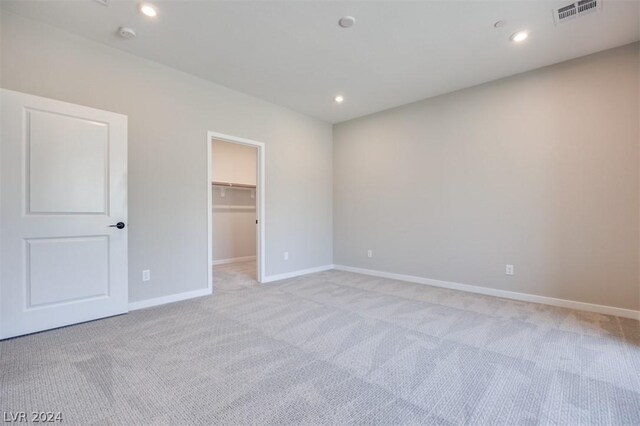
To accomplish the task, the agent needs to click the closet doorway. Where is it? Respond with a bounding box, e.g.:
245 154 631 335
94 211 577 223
207 131 265 289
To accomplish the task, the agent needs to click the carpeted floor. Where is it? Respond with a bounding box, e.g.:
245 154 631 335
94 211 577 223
1 261 639 425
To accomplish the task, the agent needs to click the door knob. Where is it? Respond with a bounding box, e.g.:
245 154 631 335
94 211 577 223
109 222 126 229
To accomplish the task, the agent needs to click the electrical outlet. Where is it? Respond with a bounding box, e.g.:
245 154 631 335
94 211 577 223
142 269 151 282
505 264 514 276
283 251 289 261
367 250 373 258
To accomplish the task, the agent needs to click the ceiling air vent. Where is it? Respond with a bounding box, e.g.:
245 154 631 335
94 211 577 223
577 0 598 13
553 0 601 24
558 4 577 20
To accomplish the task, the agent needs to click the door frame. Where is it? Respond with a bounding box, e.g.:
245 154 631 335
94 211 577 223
207 131 266 287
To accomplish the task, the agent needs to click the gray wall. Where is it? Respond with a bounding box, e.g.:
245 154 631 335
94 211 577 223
212 187 256 262
334 43 640 311
212 140 257 186
1 12 333 303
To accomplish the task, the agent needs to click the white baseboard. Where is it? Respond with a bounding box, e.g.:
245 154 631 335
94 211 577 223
211 256 256 266
333 264 640 320
129 288 212 311
262 264 334 283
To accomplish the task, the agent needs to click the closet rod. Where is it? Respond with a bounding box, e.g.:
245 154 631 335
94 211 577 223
212 181 256 189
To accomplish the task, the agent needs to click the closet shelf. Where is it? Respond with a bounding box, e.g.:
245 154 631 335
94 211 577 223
212 181 256 189
213 205 256 211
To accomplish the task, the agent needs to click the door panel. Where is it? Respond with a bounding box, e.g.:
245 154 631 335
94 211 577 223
28 109 109 214
0 89 128 339
26 236 110 308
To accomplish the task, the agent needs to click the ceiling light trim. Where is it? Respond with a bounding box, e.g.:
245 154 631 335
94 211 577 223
140 3 158 17
510 31 529 42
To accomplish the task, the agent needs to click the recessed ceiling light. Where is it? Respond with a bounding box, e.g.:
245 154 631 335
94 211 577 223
510 31 529 42
334 95 345 104
338 16 356 28
493 20 506 28
140 3 157 17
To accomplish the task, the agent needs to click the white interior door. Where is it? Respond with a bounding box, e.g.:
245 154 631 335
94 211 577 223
0 89 128 339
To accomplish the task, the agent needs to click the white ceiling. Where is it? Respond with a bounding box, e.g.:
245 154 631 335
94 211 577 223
2 1 638 123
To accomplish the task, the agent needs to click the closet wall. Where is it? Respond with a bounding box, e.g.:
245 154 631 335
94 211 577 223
212 141 257 264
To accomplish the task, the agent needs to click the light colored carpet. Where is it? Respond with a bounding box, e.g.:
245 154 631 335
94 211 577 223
1 261 639 425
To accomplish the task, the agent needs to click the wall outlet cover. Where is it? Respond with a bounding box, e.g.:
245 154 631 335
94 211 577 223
505 264 514 276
